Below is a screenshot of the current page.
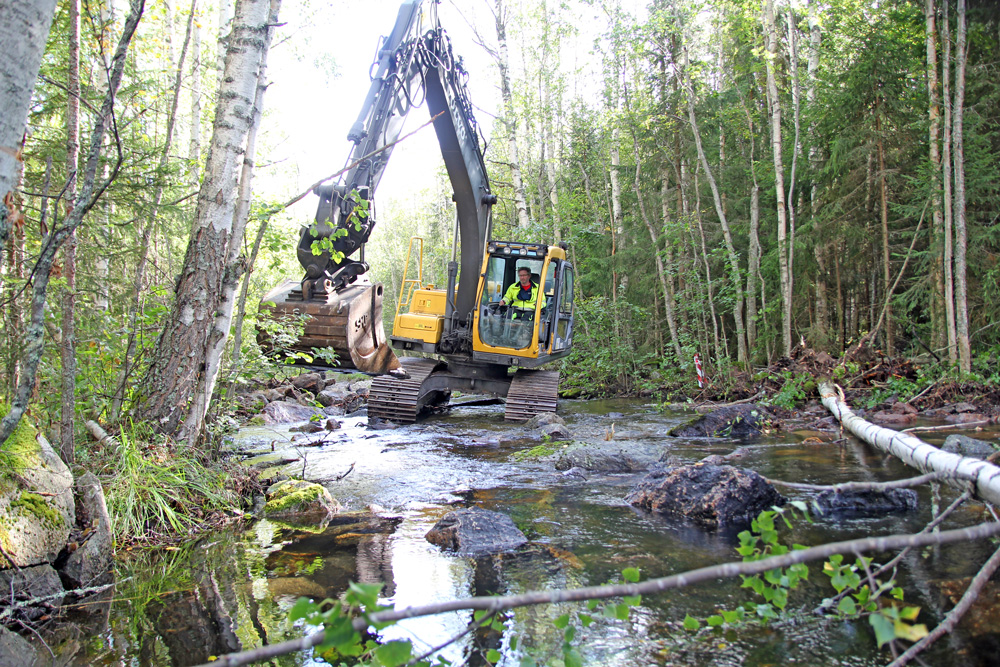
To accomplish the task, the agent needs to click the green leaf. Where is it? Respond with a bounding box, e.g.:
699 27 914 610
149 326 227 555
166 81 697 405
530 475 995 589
564 625 577 642
899 606 921 621
554 613 570 629
683 614 701 631
578 613 593 627
837 596 857 616
288 597 315 622
586 599 599 611
348 581 383 608
374 640 413 667
623 594 641 606
615 603 630 620
870 613 897 648
486 649 502 663
509 636 518 650
707 615 724 627
564 647 584 667
622 567 640 582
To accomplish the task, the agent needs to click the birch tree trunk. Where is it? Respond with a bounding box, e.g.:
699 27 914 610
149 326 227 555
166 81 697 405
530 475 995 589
631 134 682 359
925 0 946 354
60 0 82 463
0 0 59 279
189 3 203 186
953 0 971 373
495 0 529 228
659 175 683 357
678 35 748 365
941 0 957 364
764 0 792 358
609 128 623 305
807 0 827 346
136 0 278 443
786 5 802 350
819 382 1000 506
876 114 894 353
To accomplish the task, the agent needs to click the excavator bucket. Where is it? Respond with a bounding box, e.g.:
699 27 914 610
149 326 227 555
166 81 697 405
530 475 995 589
258 280 401 374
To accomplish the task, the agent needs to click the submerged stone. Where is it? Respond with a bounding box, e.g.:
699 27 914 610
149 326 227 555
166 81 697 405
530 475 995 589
941 434 997 459
669 404 776 439
555 445 642 472
814 488 918 516
425 507 527 556
626 465 784 529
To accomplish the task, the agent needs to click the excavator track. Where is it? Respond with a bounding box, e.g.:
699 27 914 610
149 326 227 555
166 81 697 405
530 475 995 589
504 369 560 421
368 358 444 424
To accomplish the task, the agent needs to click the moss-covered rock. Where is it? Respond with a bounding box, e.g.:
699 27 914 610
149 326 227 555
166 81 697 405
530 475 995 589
263 480 340 525
0 430 74 567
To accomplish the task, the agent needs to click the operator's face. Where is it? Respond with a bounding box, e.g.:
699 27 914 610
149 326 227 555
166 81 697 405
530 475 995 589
519 270 530 285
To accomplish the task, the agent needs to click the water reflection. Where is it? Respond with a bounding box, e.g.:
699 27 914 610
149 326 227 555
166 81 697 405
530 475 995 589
55 401 1000 666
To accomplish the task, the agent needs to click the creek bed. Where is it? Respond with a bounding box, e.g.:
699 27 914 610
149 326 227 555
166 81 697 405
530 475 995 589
77 399 999 666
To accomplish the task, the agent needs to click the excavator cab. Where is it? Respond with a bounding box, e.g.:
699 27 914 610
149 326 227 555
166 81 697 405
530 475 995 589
472 241 575 366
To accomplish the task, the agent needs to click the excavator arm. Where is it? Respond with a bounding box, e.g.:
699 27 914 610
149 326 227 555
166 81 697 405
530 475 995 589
296 0 493 322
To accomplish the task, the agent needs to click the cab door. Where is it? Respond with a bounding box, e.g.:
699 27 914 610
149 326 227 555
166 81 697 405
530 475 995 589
549 261 575 352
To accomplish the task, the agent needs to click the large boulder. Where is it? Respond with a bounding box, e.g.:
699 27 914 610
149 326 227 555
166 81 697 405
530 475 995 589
814 488 918 516
669 404 776 439
0 431 74 567
626 465 785 529
258 400 324 425
60 473 114 588
263 480 341 524
0 564 64 622
941 434 997 459
425 507 528 556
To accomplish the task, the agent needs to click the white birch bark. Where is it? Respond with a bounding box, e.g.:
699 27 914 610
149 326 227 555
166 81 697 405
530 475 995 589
192 0 280 436
953 0 971 372
941 0 957 364
678 33 748 364
925 0 946 352
0 0 59 278
764 0 792 358
189 4 203 185
820 382 1000 506
136 0 277 441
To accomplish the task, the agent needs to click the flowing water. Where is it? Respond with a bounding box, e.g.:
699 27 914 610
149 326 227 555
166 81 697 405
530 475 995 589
73 397 1000 666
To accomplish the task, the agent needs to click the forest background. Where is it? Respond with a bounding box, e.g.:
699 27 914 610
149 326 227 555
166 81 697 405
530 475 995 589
1 0 999 457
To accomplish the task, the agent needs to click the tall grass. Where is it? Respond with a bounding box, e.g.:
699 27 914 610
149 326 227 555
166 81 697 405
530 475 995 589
101 423 238 543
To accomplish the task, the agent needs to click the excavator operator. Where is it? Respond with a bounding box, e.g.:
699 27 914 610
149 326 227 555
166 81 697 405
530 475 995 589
500 267 545 319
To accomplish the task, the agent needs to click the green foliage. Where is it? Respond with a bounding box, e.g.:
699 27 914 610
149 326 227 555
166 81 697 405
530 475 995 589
309 190 370 263
764 372 809 410
100 422 238 542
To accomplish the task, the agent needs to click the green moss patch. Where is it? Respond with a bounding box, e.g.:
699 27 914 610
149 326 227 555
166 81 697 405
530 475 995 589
0 403 41 483
11 491 64 528
513 444 559 462
264 481 327 514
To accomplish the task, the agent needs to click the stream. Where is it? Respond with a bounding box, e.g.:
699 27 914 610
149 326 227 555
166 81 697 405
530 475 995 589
75 397 999 666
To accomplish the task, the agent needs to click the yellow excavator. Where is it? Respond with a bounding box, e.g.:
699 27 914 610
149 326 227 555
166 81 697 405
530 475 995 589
260 0 575 422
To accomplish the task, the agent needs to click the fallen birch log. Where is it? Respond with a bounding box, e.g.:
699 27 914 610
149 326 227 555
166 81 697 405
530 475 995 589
819 381 1000 506
84 419 118 447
